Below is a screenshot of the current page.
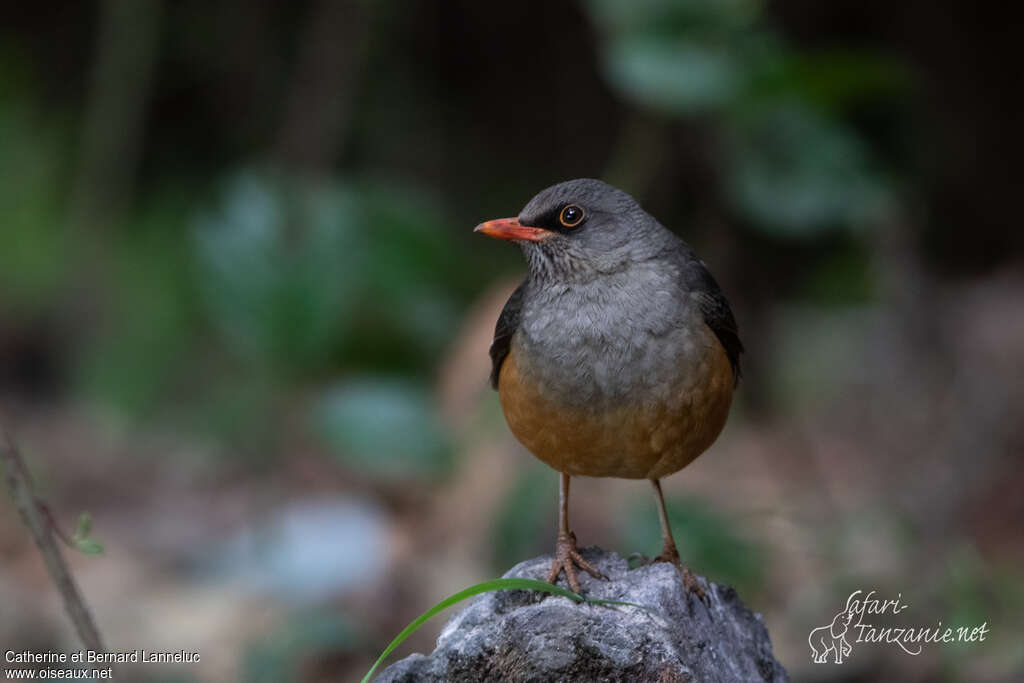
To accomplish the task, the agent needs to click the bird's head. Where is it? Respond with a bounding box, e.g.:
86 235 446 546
474 178 669 282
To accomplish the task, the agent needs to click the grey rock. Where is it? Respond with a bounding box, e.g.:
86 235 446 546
376 547 788 682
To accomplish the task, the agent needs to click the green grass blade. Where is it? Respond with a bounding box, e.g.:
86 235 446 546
360 577 645 683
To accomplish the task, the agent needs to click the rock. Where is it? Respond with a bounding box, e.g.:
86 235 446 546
376 547 789 682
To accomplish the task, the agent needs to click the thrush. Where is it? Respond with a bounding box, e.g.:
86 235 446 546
474 179 742 599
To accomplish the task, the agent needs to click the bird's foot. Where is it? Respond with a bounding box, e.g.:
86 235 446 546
546 531 606 594
652 545 710 606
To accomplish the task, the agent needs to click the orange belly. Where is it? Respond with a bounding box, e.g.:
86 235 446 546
498 326 734 480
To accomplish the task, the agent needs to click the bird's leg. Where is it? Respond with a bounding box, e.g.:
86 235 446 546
650 479 709 604
546 472 605 593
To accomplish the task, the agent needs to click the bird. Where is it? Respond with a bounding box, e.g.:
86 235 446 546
474 178 742 599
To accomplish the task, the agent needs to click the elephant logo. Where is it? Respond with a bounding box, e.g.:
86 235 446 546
808 592 858 664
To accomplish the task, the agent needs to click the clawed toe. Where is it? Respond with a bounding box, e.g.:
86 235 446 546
681 565 711 606
650 547 711 606
547 532 606 593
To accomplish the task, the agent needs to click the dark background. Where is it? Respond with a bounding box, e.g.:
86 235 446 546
1 1 1021 681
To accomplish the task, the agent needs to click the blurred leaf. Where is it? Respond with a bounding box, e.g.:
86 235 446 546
587 0 763 34
726 103 889 234
603 37 742 114
71 511 104 555
344 182 468 368
193 171 364 373
314 379 452 480
74 538 105 555
586 0 904 240
358 183 469 297
74 512 93 539
622 495 765 597
76 202 201 417
751 50 913 112
0 102 70 312
193 173 470 377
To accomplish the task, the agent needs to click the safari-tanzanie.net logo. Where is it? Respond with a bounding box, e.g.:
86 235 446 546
808 589 989 664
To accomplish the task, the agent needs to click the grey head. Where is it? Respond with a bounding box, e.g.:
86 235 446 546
477 178 682 283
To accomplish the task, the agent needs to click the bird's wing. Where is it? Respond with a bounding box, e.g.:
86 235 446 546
683 260 743 384
489 280 527 389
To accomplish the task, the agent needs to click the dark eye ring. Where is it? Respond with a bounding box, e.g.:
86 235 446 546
559 204 585 228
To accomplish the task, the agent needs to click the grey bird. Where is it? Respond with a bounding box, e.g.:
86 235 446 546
474 178 742 597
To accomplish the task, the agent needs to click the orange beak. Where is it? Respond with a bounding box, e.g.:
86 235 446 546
473 217 554 242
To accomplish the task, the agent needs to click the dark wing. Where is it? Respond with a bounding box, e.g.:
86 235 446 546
683 260 743 384
489 280 527 389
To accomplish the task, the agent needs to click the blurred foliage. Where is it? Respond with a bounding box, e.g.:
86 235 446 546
727 103 888 234
0 0 917 446
0 100 72 313
490 466 557 571
76 197 202 417
0 154 472 454
587 0 902 235
193 173 363 373
314 379 452 481
193 171 476 379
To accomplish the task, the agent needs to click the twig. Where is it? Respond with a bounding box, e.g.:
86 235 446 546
1 422 107 652
37 500 77 549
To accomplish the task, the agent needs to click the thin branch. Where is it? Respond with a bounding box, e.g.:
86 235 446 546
1 422 107 653
36 499 77 549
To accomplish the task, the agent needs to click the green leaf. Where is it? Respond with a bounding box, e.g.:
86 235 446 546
586 0 763 34
75 538 105 556
192 171 365 372
314 379 452 481
74 512 93 540
361 578 644 683
192 173 469 376
603 37 741 114
725 103 889 234
71 512 104 555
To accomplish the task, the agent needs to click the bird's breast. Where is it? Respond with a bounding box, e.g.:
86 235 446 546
499 283 734 479
515 276 698 405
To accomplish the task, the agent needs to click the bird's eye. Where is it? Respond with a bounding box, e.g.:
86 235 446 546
559 204 585 228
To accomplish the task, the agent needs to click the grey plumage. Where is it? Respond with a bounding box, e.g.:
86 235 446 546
489 179 742 399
